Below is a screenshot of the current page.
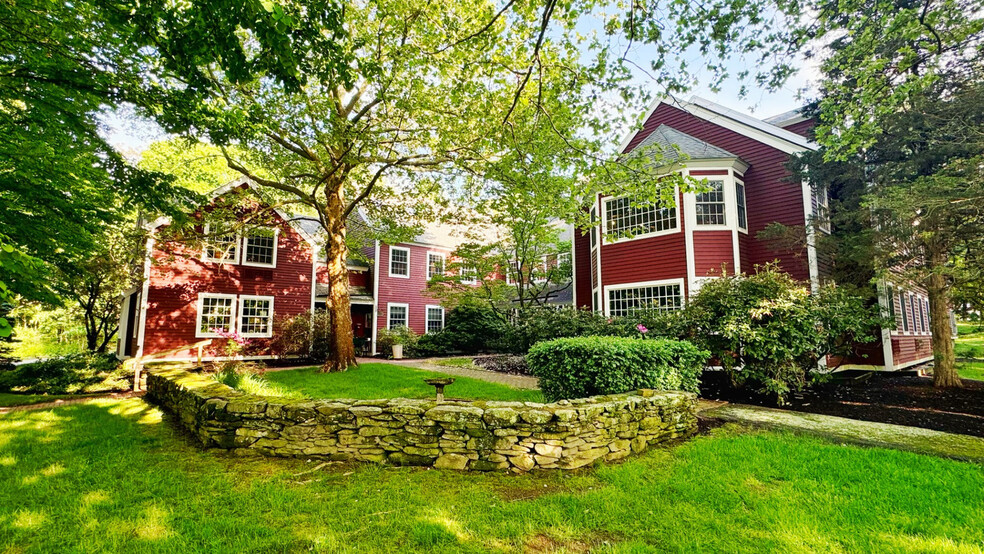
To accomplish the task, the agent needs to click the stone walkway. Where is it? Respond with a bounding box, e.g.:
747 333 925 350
356 357 541 390
701 403 984 463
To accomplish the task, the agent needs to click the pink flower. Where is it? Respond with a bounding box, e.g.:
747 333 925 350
211 327 252 346
637 324 648 334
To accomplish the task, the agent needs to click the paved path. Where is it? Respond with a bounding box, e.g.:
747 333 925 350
356 357 540 390
701 403 984 463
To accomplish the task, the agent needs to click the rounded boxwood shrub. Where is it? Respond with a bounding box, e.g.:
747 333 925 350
527 336 708 401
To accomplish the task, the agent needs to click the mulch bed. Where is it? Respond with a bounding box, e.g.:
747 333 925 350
700 371 984 439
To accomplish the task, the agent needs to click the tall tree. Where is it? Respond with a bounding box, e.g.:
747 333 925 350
111 0 803 371
788 0 984 387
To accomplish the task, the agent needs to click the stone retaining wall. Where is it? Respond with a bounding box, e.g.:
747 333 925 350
146 367 698 471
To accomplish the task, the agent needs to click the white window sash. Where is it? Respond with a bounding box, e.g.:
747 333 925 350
238 295 274 338
425 305 445 333
387 302 409 329
241 228 280 268
601 190 680 245
202 224 240 264
389 246 411 278
426 252 446 279
195 293 239 338
603 278 685 318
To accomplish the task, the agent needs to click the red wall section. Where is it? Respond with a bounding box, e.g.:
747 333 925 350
573 229 592 309
316 263 370 288
781 119 815 139
623 103 810 281
143 217 314 358
693 231 735 276
893 336 933 366
375 243 451 336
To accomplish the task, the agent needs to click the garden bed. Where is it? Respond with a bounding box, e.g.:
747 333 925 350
700 370 984 438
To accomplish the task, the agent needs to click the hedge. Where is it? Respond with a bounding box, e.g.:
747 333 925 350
527 336 708 401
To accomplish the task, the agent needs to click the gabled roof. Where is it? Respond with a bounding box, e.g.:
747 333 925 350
618 95 818 155
633 124 739 161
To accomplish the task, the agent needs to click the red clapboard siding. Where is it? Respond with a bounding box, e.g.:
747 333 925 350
693 231 735 276
574 228 592 308
738 232 751 274
315 263 369 287
893 335 933 365
781 119 815 139
143 215 314 358
623 103 810 282
375 243 450 336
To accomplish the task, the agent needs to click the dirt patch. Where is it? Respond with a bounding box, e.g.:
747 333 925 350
523 531 620 553
701 371 984 438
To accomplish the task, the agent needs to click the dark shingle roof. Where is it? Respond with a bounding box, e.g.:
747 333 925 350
633 124 738 163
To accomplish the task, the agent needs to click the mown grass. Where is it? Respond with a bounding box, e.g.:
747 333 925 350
0 392 82 408
956 322 984 359
2 399 984 552
957 362 984 382
430 357 480 369
263 363 542 402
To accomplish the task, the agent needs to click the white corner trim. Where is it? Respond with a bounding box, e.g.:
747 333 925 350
388 245 411 278
682 170 697 296
570 223 578 307
876 279 896 371
802 179 820 292
372 240 380 355
134 234 155 360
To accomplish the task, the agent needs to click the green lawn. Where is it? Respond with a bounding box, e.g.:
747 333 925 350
2 398 984 552
263 363 542 402
957 362 984 381
956 322 984 359
0 392 81 408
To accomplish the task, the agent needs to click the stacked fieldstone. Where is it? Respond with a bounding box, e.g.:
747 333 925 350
146 367 698 471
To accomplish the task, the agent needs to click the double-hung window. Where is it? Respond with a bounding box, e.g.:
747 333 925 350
606 282 683 317
196 293 237 337
460 265 478 285
813 185 831 233
900 292 910 333
426 305 445 333
389 246 410 278
239 295 274 337
203 225 239 264
242 228 278 268
426 252 445 279
387 303 408 329
735 181 747 231
604 195 677 240
695 180 726 225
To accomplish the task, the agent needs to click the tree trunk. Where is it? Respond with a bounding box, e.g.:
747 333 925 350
321 192 357 372
927 271 961 388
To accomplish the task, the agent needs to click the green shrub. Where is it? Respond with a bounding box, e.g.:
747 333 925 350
376 326 420 358
269 310 331 362
510 307 615 352
0 353 127 395
439 306 512 353
527 336 707 401
415 331 453 357
682 264 886 403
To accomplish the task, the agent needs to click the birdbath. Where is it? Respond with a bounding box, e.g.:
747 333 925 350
424 378 455 402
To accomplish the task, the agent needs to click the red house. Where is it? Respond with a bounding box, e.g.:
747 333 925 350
571 96 936 371
117 181 464 361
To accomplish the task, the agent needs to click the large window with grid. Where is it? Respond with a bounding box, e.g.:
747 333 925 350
899 291 910 332
606 283 683 317
243 228 278 267
604 195 677 240
239 296 274 337
204 227 239 264
426 252 445 279
389 247 410 277
695 180 726 225
736 181 747 230
387 303 408 329
196 293 236 337
426 305 445 333
460 265 478 285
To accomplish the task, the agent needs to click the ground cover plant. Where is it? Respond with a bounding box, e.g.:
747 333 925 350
956 323 984 359
2 399 984 552
0 353 128 396
263 363 543 402
0 392 82 408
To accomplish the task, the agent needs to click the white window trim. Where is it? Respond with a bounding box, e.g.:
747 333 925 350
387 302 409 329
202 224 240 264
814 184 831 234
241 228 280 269
425 304 445 333
195 292 239 338
460 265 478 285
735 178 748 233
426 251 446 279
389 246 411 278
601 188 681 245
238 295 275 338
602 278 686 317
694 178 730 229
